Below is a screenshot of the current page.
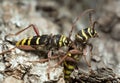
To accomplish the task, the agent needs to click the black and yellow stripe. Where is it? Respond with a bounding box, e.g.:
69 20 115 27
16 34 72 50
51 34 71 49
59 35 66 47
16 35 50 46
64 52 82 82
58 35 69 47
75 27 98 44
64 60 76 80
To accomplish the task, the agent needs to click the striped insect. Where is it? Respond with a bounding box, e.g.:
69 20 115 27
62 9 99 82
63 52 82 82
75 21 98 45
15 34 72 51
0 24 73 55
74 10 99 69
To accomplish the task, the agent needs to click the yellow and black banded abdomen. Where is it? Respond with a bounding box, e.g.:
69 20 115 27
75 27 95 43
64 53 82 82
16 35 50 46
15 34 71 50
64 61 76 80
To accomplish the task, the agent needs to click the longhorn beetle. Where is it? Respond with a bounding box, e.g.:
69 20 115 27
62 9 99 82
0 24 73 55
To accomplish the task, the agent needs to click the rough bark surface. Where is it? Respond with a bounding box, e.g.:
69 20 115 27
0 0 120 83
